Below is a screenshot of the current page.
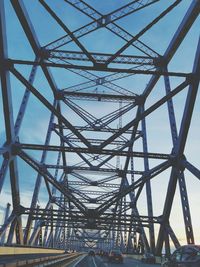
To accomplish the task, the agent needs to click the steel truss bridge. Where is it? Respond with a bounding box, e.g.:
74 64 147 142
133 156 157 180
0 0 200 257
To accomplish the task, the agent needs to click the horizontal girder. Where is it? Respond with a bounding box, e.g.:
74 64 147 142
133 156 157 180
18 143 170 159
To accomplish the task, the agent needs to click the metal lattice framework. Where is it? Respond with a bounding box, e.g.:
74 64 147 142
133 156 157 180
0 0 200 256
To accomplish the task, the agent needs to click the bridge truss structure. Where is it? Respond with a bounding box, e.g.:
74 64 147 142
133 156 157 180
0 0 200 256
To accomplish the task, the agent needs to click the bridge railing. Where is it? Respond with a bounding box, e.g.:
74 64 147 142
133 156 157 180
0 246 83 267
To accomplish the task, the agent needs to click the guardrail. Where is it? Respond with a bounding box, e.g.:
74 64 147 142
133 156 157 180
0 252 82 267
125 254 162 264
0 246 65 255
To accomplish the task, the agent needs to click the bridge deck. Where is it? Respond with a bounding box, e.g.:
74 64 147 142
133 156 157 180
67 255 161 267
0 253 162 267
0 251 81 267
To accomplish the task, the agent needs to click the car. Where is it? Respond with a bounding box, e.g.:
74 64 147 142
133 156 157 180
108 249 123 263
96 250 101 256
103 251 109 257
162 245 200 267
141 252 156 264
88 249 95 256
99 250 108 257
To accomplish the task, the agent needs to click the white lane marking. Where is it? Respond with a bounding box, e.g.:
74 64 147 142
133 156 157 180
72 254 86 267
96 256 108 267
92 256 98 267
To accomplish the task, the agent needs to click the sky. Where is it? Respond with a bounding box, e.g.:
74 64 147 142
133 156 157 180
0 0 200 249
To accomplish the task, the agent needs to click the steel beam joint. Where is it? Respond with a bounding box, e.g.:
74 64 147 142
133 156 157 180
39 48 51 59
136 95 145 105
97 15 111 28
54 90 64 100
153 56 167 68
0 58 14 70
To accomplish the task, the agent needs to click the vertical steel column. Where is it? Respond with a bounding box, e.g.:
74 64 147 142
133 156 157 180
29 223 42 246
0 61 38 193
116 198 122 247
53 206 63 248
164 68 194 244
166 224 180 248
122 106 150 252
28 202 51 246
45 205 54 248
156 37 200 254
0 212 16 242
43 223 49 247
0 0 23 245
49 151 62 246
112 227 116 249
51 206 54 248
24 100 56 244
130 157 137 253
138 234 144 254
6 219 16 244
127 157 137 253
123 195 127 252
141 104 155 252
164 228 171 257
39 228 43 246
0 203 11 244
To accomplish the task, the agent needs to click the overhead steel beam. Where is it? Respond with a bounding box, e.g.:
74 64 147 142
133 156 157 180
10 59 190 77
99 79 189 149
1 0 198 252
53 128 93 167
39 0 96 65
11 0 58 96
51 0 159 57
10 66 91 148
49 50 155 66
143 0 200 98
23 207 160 223
96 160 171 214
45 165 143 175
65 0 160 25
106 0 181 65
62 90 137 102
18 150 88 215
19 143 170 159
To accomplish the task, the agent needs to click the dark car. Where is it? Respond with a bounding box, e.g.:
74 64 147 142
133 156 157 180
103 251 109 257
141 252 156 264
162 245 200 267
99 250 108 257
108 249 123 263
88 249 95 256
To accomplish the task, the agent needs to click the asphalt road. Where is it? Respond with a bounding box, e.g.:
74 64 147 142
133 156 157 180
68 255 161 267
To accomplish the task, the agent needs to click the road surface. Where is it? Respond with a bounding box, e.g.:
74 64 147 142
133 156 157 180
67 254 161 267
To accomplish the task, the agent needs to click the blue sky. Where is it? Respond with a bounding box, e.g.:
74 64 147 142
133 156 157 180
0 0 200 248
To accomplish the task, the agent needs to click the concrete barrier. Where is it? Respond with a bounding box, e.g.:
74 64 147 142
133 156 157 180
0 246 64 255
125 254 162 264
0 252 82 267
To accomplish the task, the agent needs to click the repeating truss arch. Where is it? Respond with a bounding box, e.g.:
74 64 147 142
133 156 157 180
0 0 200 255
